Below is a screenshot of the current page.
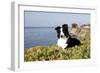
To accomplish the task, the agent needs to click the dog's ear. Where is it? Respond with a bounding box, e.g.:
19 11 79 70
55 26 61 31
62 24 69 37
62 24 68 29
55 26 61 38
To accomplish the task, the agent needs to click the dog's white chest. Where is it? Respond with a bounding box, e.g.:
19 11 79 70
57 38 68 49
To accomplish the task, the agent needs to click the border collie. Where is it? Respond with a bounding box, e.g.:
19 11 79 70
55 24 81 49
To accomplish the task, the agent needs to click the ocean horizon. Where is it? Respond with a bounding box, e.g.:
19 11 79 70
24 27 58 49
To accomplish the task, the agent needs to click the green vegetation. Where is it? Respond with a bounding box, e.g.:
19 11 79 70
24 32 90 62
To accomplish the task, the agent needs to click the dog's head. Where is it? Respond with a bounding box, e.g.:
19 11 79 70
55 24 69 39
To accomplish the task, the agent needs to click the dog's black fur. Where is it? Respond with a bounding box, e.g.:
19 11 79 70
55 24 81 48
66 35 81 48
55 26 61 38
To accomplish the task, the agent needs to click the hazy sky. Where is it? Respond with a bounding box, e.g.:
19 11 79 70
24 11 90 27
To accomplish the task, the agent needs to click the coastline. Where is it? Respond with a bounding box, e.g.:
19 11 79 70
24 25 90 62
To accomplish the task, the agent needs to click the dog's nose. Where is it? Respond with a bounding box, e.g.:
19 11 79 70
61 35 64 38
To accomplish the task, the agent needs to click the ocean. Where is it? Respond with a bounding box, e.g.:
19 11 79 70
24 27 57 49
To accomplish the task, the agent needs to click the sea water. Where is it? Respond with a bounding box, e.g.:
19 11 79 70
24 27 57 49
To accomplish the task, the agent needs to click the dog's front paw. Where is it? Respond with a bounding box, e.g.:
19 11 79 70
61 44 68 49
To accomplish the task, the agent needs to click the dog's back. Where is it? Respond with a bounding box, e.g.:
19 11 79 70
66 36 81 48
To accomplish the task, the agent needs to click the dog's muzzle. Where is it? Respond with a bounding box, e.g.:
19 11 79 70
60 35 65 38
